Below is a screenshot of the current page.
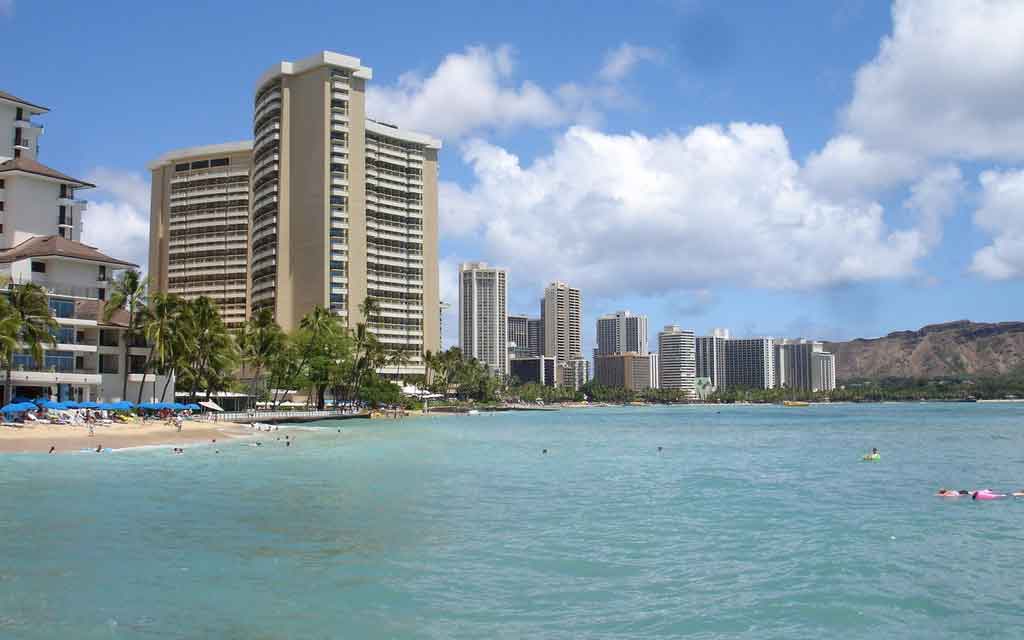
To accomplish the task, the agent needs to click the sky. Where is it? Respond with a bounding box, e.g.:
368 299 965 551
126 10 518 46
1 0 1023 352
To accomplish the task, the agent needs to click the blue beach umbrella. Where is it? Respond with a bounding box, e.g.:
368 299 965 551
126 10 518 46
2 402 33 414
77 401 101 409
186 403 201 411
36 399 66 410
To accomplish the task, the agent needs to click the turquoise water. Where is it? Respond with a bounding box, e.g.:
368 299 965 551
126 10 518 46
2 403 1024 638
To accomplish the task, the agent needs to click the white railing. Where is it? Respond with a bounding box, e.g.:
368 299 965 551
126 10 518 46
220 409 363 423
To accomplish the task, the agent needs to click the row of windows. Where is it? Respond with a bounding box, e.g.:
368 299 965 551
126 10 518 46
170 175 248 191
175 157 230 172
170 199 249 214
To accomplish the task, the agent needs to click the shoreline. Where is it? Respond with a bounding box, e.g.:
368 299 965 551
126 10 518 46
0 419 253 454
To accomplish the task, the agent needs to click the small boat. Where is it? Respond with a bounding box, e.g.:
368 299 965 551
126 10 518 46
467 409 480 416
783 400 810 407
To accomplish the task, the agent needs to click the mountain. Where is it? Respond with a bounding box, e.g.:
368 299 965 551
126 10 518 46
824 321 1024 381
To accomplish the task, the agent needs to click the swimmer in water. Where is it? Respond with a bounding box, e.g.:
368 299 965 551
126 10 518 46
972 489 1006 500
936 488 961 497
95 444 102 453
48 446 56 454
542 449 548 454
657 446 663 452
1013 490 1024 497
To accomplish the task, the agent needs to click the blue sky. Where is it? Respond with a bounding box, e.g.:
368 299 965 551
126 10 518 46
1 0 1022 351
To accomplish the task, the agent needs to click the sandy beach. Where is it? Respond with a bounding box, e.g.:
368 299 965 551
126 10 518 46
0 419 252 453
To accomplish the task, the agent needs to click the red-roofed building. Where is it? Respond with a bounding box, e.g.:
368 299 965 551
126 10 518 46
0 89 173 404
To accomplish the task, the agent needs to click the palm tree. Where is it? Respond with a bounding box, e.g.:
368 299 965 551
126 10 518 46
140 292 181 403
1 283 58 404
238 308 284 411
103 270 147 401
345 296 382 403
177 297 238 402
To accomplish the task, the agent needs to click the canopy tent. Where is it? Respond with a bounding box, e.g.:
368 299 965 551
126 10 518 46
198 400 224 412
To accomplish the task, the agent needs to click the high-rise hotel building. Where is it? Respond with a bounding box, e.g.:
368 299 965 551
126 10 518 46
148 142 252 329
459 262 508 376
149 51 441 376
658 325 696 397
250 51 440 375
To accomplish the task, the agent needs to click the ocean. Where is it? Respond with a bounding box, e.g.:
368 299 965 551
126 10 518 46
2 403 1023 639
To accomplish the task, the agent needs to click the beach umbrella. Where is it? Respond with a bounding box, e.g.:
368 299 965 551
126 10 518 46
186 403 201 411
138 402 163 410
109 401 135 411
1 402 30 414
77 401 102 409
36 399 66 410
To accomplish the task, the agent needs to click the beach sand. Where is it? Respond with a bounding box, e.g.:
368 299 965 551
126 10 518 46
0 419 252 453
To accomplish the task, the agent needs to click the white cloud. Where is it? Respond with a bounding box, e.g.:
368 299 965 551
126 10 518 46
969 169 1024 280
802 134 922 200
82 168 150 272
599 43 661 81
367 43 658 140
901 164 963 246
845 0 1024 160
366 46 566 140
443 124 940 297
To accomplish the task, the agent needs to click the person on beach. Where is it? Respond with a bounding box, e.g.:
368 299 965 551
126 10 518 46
95 444 102 453
48 446 55 454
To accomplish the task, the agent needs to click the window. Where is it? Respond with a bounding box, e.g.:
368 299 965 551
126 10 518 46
49 299 74 318
53 327 75 344
99 330 119 347
98 288 105 301
0 202 4 212
99 354 119 374
60 184 68 198
58 228 66 239
59 206 67 224
44 351 74 373
31 261 46 273
98 265 107 281
210 158 229 167
0 179 5 188
75 356 85 371
129 354 147 374
190 160 209 170
174 163 190 172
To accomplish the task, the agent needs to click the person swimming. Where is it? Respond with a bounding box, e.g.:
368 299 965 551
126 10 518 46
936 488 961 497
48 446 56 454
972 489 1006 500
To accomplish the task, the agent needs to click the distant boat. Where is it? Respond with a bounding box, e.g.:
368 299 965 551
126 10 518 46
957 396 978 403
467 409 480 415
783 400 810 407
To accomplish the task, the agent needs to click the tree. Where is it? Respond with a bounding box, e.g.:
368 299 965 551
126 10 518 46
0 283 57 404
238 308 284 410
176 297 238 401
140 292 182 403
103 270 147 401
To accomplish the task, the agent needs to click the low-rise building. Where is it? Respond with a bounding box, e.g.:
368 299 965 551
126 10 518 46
510 356 557 387
0 88 172 402
594 352 653 390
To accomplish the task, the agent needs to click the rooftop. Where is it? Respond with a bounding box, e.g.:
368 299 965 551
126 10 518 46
0 156 94 188
0 90 49 114
146 140 254 170
256 50 373 91
0 235 137 268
